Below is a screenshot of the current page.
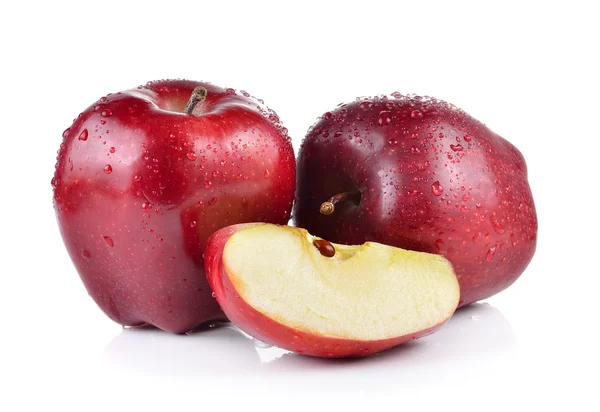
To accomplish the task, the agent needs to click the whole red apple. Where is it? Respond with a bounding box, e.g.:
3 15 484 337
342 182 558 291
52 79 295 333
293 94 537 306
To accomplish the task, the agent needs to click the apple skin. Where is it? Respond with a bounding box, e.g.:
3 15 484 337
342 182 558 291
293 94 537 307
52 80 295 333
204 223 448 358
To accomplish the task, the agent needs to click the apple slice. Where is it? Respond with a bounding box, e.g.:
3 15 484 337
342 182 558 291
205 223 459 358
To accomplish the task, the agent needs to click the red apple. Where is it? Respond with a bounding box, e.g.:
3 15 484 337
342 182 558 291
293 94 537 307
52 79 295 333
205 223 459 358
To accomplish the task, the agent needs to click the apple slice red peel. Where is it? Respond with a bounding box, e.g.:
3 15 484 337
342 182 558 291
205 223 460 358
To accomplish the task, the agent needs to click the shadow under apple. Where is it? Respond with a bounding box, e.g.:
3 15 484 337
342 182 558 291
103 322 261 377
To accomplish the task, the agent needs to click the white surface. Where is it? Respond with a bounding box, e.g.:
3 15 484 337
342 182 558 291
1 1 598 410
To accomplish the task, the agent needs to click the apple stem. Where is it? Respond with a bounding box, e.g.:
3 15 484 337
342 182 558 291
320 191 361 215
184 87 208 114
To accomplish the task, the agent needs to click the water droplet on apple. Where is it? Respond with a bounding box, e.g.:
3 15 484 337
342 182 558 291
510 233 517 247
141 202 152 210
240 90 250 97
187 151 197 161
490 215 505 234
103 164 113 174
388 139 398 146
323 111 333 119
211 292 216 298
134 175 142 182
101 109 112 117
190 221 197 228
252 337 273 348
62 128 71 138
385 101 395 109
225 88 236 95
450 144 463 152
205 181 212 189
264 169 270 178
378 110 392 126
78 129 88 141
103 236 114 247
82 249 91 259
410 110 423 119
208 197 217 206
359 100 373 109
431 181 443 196
464 135 472 142
486 246 497 262
109 146 116 153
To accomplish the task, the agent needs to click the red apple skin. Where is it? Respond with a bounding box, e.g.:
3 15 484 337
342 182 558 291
52 80 295 333
204 224 449 358
293 95 537 307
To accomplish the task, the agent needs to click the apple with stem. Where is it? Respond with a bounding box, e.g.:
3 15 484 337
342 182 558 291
204 223 460 358
293 94 537 307
52 79 295 333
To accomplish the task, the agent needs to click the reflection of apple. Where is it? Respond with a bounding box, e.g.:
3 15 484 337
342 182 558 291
103 324 260 377
205 223 459 358
293 94 537 306
52 79 296 333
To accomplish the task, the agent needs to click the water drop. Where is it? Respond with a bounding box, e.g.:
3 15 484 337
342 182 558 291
510 232 517 246
62 128 71 138
388 139 398 146
103 236 114 247
82 249 91 259
431 181 443 196
101 109 112 117
450 144 463 152
78 129 88 141
141 202 152 210
190 221 197 228
264 169 270 178
208 197 217 206
252 337 273 348
323 111 333 119
225 88 236 95
359 100 373 109
378 110 392 126
205 181 212 189
486 246 497 262
385 101 395 109
109 146 116 154
464 135 472 142
490 215 505 234
240 90 250 97
134 175 142 182
410 109 423 119
103 164 113 174
187 151 197 161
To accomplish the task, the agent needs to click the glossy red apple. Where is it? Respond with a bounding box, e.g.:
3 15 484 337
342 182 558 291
205 223 459 358
52 79 295 333
293 94 537 306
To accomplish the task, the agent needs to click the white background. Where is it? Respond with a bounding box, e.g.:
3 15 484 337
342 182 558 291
1 0 598 410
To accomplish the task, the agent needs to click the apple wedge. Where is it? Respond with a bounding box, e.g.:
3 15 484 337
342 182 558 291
204 223 459 358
